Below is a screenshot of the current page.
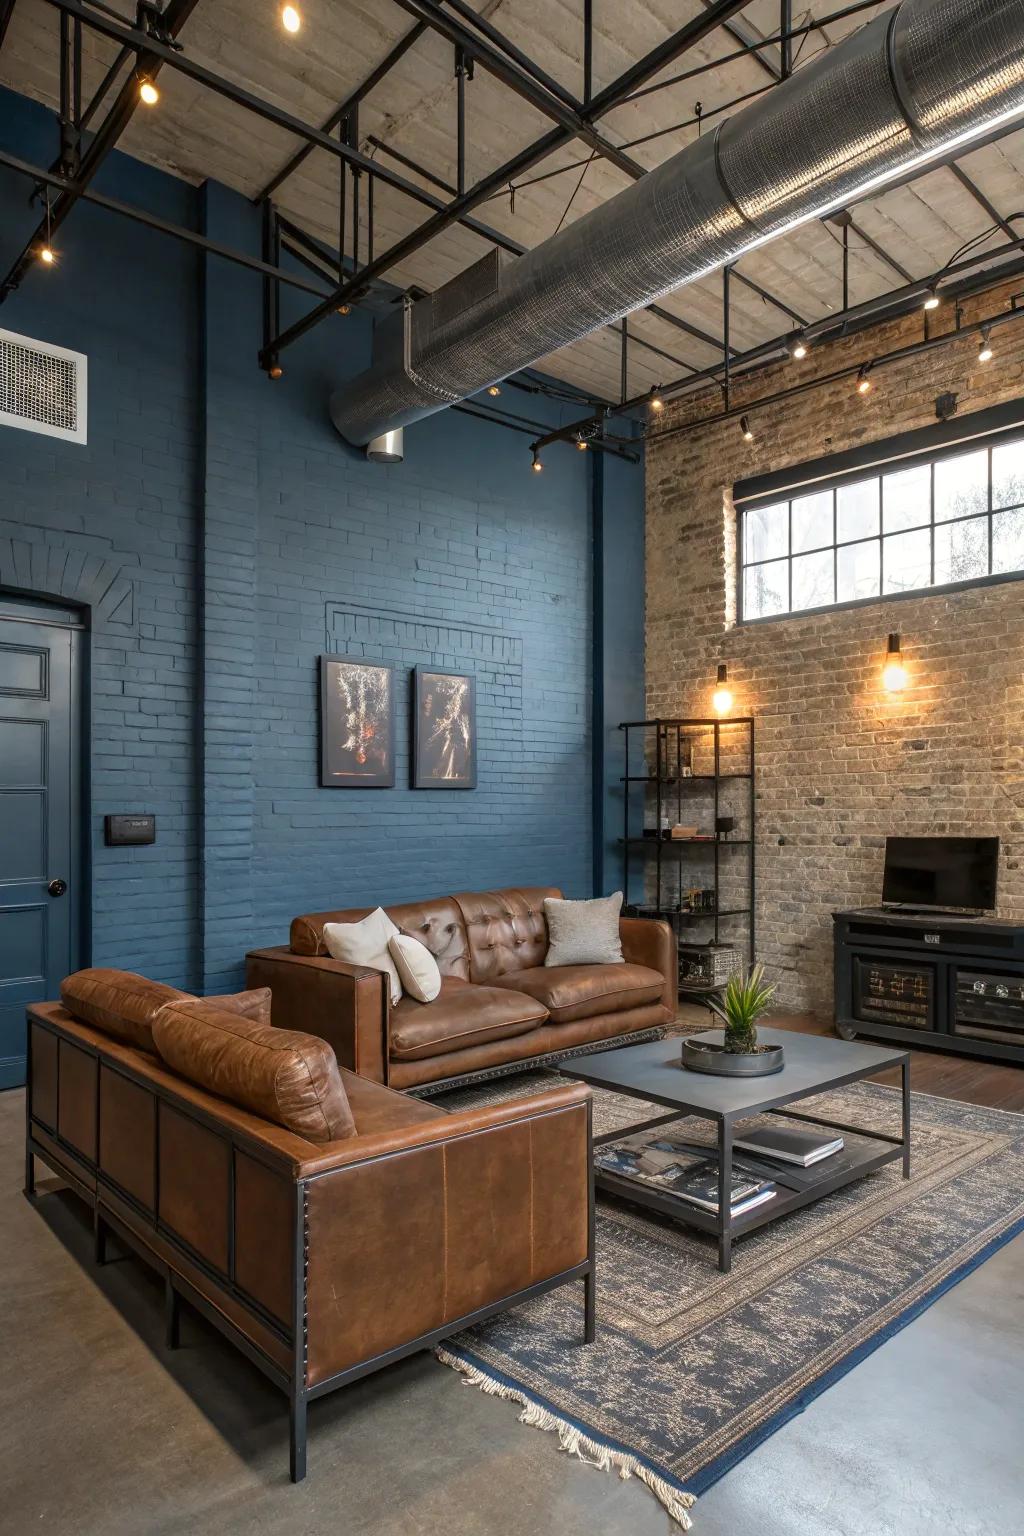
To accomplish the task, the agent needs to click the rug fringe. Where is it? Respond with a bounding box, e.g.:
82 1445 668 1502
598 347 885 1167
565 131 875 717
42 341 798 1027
435 1347 697 1531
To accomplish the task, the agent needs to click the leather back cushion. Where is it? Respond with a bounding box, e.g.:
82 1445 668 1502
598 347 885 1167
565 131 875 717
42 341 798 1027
454 888 560 984
291 897 470 979
61 968 194 1054
152 1003 356 1144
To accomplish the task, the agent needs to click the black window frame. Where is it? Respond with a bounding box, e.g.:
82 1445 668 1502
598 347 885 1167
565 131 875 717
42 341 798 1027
734 399 1024 625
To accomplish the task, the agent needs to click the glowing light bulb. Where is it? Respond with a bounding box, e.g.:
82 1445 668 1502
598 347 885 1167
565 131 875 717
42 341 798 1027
882 634 908 692
740 415 754 442
712 664 732 716
281 4 301 33
978 329 994 363
650 393 664 412
138 76 159 106
923 289 940 311
39 245 55 265
790 335 808 360
531 455 543 473
857 365 873 395
487 384 501 397
577 438 588 451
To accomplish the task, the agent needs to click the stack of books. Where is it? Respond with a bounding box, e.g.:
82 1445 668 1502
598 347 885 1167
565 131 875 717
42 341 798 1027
595 1133 777 1216
733 1127 844 1166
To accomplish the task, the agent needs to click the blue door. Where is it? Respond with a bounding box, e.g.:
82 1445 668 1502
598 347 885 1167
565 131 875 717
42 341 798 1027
0 605 81 1089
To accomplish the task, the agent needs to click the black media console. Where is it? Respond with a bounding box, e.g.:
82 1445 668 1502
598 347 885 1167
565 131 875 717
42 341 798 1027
833 908 1024 1066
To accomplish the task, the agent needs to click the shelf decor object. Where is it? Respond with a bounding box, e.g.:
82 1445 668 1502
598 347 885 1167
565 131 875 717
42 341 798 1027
619 716 755 998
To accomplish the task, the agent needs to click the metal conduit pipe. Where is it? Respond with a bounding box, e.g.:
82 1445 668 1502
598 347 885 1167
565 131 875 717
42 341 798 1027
331 0 1024 448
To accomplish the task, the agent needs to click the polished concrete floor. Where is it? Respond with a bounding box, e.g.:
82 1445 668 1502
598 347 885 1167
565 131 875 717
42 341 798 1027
4 1084 1023 1536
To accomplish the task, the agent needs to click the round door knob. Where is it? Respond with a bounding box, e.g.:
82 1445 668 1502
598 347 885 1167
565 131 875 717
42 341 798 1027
47 878 67 898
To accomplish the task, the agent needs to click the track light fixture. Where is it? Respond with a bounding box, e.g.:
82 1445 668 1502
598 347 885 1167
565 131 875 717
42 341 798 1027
38 194 55 266
857 364 873 395
267 359 283 380
978 327 994 363
789 334 808 360
337 303 351 316
487 384 502 397
138 74 159 106
281 3 301 33
531 450 543 473
649 389 665 413
923 285 940 311
740 415 754 442
576 436 588 451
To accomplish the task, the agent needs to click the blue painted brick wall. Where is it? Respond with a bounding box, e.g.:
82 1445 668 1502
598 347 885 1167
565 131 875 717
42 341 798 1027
0 91 641 1007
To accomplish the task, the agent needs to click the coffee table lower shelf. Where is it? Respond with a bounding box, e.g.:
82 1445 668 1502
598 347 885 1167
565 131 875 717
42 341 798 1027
595 1137 904 1261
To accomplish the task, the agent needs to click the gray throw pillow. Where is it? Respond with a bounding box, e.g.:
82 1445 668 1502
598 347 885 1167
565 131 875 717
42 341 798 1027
544 892 624 967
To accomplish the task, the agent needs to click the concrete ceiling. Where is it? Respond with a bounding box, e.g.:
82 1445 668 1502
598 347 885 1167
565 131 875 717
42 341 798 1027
4 0 1024 402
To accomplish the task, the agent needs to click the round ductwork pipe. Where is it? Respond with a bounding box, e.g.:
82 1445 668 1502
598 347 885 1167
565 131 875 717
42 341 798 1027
365 428 404 464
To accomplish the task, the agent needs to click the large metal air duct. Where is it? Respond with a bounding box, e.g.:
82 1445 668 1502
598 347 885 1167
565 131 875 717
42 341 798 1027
331 0 1024 447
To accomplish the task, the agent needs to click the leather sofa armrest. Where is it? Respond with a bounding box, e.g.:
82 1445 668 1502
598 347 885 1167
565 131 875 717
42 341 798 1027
300 1084 593 1386
245 947 389 1084
619 917 677 1015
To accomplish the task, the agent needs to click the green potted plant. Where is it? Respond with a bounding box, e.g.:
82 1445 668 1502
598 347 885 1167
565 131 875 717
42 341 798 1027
681 963 785 1077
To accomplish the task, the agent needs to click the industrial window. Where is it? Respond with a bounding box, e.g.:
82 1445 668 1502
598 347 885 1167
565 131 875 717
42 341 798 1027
736 420 1024 622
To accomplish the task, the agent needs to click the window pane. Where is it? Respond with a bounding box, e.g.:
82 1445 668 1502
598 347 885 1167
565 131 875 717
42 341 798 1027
837 478 879 543
791 490 832 553
992 507 1024 574
744 559 789 619
883 528 931 593
883 464 931 532
791 549 834 610
837 539 881 603
744 502 788 564
934 448 988 523
934 515 989 585
992 438 1024 510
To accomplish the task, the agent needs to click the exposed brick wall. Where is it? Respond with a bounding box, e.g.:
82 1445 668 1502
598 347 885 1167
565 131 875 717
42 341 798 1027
646 276 1024 1018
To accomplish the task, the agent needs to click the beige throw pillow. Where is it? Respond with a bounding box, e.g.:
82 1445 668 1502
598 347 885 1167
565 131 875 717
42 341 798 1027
323 907 403 1005
544 891 624 967
388 934 442 1003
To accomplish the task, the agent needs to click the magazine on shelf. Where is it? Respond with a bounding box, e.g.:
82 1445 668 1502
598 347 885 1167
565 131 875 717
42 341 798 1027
595 1132 776 1216
733 1127 844 1167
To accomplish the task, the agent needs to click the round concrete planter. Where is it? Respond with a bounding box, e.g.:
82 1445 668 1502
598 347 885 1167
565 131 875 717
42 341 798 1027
680 1033 785 1077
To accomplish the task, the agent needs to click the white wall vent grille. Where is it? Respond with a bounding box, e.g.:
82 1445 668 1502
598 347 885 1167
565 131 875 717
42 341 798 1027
0 327 87 445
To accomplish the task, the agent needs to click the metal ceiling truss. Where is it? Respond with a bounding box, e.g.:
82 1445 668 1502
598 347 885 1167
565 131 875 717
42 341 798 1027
4 0 1022 441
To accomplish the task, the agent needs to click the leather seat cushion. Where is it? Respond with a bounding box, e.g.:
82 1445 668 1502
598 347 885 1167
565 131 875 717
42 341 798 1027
492 963 666 1025
60 968 194 1053
152 1003 356 1143
389 976 548 1062
340 1069 449 1136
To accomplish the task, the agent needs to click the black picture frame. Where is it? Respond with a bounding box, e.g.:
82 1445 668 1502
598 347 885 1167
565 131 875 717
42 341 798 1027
413 667 477 789
319 654 395 788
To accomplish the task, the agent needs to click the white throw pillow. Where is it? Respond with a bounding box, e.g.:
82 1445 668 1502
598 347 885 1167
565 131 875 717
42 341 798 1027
388 934 443 1004
544 892 624 967
323 907 403 1005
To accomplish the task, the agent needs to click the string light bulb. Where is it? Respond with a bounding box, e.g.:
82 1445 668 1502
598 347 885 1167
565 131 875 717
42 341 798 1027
531 450 543 473
712 663 733 717
39 244 55 265
789 334 808 360
281 4 301 33
487 384 501 397
857 364 873 395
923 286 940 311
882 633 908 693
978 327 994 363
740 415 754 442
138 75 159 106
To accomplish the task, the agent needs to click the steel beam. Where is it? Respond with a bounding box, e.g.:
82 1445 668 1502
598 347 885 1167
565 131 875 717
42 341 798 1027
0 0 18 50
948 163 1019 241
1 0 201 301
258 21 427 202
0 148 338 300
439 0 580 113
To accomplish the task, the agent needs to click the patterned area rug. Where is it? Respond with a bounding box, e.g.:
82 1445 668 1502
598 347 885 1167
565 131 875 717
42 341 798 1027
436 1070 1024 1530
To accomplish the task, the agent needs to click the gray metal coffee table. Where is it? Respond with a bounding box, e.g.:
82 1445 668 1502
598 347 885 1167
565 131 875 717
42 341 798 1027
559 1028 910 1272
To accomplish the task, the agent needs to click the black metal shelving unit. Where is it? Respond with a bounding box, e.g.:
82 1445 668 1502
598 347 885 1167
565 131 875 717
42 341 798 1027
619 717 755 998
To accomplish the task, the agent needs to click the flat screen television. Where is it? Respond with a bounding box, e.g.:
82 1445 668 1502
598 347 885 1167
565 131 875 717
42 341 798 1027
882 836 999 912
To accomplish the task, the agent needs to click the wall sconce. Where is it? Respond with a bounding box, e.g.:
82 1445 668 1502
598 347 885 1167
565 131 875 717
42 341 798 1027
882 633 908 692
712 663 733 716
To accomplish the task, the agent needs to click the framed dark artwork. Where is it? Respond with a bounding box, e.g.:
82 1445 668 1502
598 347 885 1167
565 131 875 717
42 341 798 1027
319 654 395 788
413 667 477 789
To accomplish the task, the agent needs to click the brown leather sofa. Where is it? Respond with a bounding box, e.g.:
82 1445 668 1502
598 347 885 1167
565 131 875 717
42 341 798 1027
247 886 677 1092
24 971 594 1481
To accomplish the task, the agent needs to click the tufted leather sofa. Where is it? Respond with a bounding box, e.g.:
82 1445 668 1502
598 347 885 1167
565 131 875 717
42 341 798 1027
25 973 594 1481
246 887 676 1091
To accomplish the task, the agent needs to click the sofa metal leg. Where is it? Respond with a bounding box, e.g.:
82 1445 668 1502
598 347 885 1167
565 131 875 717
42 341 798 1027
289 1392 308 1483
583 1267 596 1344
93 1206 108 1267
165 1277 181 1350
